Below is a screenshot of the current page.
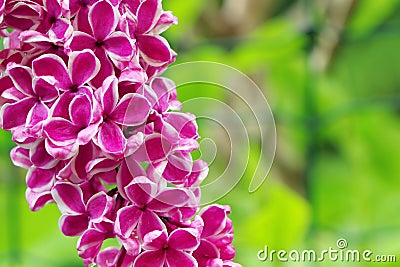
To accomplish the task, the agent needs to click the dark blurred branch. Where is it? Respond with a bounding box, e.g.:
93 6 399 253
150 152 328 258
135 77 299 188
198 0 295 37
310 0 357 72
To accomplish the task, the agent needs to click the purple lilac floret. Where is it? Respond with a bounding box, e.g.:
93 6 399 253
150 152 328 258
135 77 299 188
0 1 242 266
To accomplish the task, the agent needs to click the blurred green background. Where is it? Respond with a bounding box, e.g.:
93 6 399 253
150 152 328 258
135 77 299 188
2 0 400 266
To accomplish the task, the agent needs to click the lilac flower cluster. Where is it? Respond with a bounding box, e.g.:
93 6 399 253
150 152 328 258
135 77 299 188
0 0 241 266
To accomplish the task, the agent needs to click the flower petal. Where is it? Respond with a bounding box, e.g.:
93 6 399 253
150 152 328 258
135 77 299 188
97 121 126 155
50 91 76 119
33 77 59 102
86 191 112 223
147 188 190 212
89 0 118 40
45 139 79 160
199 205 228 238
6 63 34 96
161 152 193 184
69 49 100 87
59 214 89 236
30 140 58 169
95 247 119 267
136 0 161 34
26 101 49 133
65 31 96 52
192 240 220 267
44 0 61 17
168 228 200 251
114 205 141 238
219 245 236 261
0 98 36 130
148 77 176 113
125 133 145 157
77 228 106 260
125 176 158 206
137 210 166 240
11 127 37 147
49 18 72 40
69 93 92 127
116 157 145 199
120 238 141 258
44 118 80 146
137 35 172 66
19 30 53 49
142 230 167 250
131 134 172 163
94 169 117 184
26 167 54 192
104 31 133 60
0 75 13 96
86 157 120 177
222 261 242 267
186 160 209 187
110 93 150 126
10 146 32 169
96 75 118 115
153 11 178 34
165 249 198 267
1 87 25 104
65 143 96 182
77 124 99 145
133 250 165 267
74 6 92 33
164 112 198 140
51 182 86 214
32 54 71 90
26 188 54 212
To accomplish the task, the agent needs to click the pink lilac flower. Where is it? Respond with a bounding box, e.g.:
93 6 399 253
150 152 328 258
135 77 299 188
119 0 177 77
58 141 119 184
2 0 43 31
44 92 100 148
114 176 191 240
77 228 114 263
32 49 99 92
93 75 150 156
0 63 57 134
192 205 237 266
52 181 113 236
134 228 200 267
0 0 242 266
38 0 73 41
130 0 177 67
66 0 134 87
95 246 137 267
